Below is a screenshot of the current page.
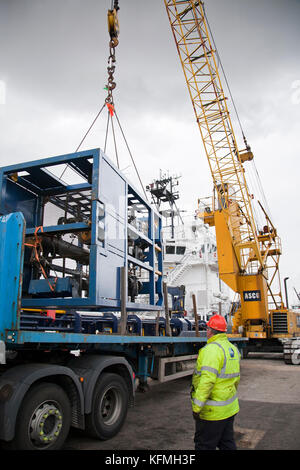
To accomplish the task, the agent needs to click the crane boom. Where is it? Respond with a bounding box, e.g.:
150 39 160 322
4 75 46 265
164 0 285 336
164 0 262 266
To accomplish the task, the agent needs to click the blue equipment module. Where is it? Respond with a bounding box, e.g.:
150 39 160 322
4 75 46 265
0 148 165 344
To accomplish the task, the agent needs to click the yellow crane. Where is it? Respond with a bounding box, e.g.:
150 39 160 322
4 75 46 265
163 0 300 349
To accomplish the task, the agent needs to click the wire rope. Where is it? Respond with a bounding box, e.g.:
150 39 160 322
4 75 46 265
114 108 149 201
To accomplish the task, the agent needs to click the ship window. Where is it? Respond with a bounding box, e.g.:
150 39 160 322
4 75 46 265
166 245 175 254
176 246 186 255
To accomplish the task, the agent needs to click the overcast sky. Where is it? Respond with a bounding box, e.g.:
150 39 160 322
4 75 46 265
0 0 299 305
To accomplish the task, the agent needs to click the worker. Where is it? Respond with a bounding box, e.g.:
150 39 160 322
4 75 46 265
191 314 240 450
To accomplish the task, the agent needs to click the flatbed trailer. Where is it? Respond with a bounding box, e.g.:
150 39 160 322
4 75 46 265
0 330 246 450
0 149 247 450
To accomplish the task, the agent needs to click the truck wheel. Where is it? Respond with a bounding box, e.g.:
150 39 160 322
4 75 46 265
10 382 71 450
85 372 129 440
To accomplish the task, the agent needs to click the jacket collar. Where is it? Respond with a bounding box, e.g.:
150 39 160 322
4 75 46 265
207 333 227 344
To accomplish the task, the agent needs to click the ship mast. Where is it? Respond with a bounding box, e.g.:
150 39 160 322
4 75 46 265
146 172 182 239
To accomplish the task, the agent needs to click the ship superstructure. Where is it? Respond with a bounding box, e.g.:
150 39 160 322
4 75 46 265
147 174 232 321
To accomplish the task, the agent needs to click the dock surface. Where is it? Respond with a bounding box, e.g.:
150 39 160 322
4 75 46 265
65 353 300 450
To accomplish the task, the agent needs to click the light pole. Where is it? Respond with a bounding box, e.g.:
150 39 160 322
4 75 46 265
284 277 290 310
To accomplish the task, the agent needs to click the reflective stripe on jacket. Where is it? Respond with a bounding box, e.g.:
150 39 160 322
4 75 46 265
191 333 240 421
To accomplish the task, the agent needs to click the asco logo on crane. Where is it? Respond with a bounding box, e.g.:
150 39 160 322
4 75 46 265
243 290 261 302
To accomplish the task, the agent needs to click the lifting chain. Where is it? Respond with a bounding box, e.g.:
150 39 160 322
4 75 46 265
106 0 120 105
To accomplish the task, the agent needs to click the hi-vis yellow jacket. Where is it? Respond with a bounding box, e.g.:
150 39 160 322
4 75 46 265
191 333 240 421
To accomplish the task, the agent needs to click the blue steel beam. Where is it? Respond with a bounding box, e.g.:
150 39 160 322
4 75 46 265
0 213 25 336
6 330 208 345
6 329 247 346
1 148 100 174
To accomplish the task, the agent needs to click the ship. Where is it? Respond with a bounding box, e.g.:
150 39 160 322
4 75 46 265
147 172 233 322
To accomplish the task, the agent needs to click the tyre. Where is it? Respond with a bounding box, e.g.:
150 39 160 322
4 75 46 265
9 382 71 450
85 372 129 440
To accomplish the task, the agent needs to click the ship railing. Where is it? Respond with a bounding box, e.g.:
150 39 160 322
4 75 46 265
167 252 194 285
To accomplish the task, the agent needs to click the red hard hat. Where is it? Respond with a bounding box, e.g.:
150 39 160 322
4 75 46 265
207 314 227 332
